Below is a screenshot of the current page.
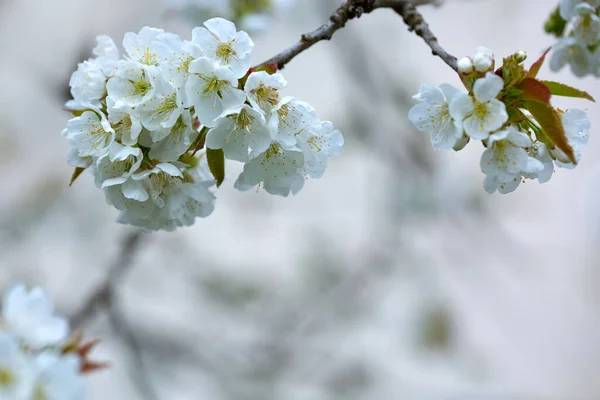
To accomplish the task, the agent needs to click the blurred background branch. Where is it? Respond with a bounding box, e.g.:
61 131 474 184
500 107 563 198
71 230 146 328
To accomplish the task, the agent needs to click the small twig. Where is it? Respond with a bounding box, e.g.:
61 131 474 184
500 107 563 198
71 230 146 328
255 0 456 71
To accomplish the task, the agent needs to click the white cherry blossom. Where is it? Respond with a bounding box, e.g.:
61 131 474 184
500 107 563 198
522 141 555 183
106 61 157 108
107 102 143 146
206 105 271 162
2 285 69 348
244 71 287 114
560 0 600 20
572 3 600 45
449 72 508 140
409 83 464 150
269 97 318 149
235 143 305 196
123 27 164 66
92 35 120 75
62 111 115 159
296 121 344 179
93 143 143 189
554 108 591 169
0 331 35 399
185 57 246 127
117 162 216 231
148 110 199 161
186 17 254 78
550 37 595 77
480 128 543 194
66 61 107 110
136 75 184 131
33 353 87 400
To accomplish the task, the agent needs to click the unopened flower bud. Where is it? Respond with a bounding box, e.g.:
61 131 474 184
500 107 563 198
473 53 493 72
515 50 527 63
457 57 474 73
474 46 493 58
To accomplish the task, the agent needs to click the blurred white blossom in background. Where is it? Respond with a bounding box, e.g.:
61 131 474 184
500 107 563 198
164 0 296 34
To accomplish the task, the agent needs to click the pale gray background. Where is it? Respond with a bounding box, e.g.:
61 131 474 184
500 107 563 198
1 0 599 398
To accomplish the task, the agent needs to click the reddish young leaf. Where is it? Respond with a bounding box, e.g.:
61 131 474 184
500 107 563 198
526 47 551 78
523 99 576 163
517 78 552 104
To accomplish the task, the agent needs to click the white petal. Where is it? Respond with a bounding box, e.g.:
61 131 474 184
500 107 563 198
412 84 445 104
408 103 441 132
473 72 504 102
464 115 491 140
438 83 461 101
449 94 474 121
204 17 238 40
506 129 532 148
122 180 149 201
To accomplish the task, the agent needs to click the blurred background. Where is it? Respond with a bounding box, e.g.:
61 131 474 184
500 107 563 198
1 0 600 398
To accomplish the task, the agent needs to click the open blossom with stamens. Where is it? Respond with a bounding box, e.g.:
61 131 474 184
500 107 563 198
62 19 343 230
449 72 508 140
408 83 464 151
244 71 287 113
480 127 544 194
186 17 254 78
235 143 305 196
185 57 246 127
61 111 115 159
206 105 271 162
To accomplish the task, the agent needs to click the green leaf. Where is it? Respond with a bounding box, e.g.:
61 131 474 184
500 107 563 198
527 47 551 78
206 148 225 188
191 126 209 155
522 99 576 164
69 167 86 186
540 80 595 101
517 77 552 104
544 6 567 38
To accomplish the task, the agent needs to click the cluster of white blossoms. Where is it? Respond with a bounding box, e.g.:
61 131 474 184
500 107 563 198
0 285 101 399
62 18 343 231
164 0 294 34
410 47 591 194
548 0 600 76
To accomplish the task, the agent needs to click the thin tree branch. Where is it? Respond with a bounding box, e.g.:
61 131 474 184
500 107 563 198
255 0 456 71
71 230 146 328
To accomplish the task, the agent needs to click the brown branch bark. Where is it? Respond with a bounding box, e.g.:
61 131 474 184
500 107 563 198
255 0 457 72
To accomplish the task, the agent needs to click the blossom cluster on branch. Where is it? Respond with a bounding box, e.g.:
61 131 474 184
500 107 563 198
546 0 600 76
0 285 103 399
62 18 343 231
410 47 593 194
